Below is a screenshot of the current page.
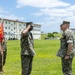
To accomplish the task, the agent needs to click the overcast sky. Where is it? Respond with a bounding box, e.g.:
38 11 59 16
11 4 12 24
0 0 75 33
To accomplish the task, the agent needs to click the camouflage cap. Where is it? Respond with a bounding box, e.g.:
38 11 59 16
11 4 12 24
60 24 63 27
26 22 33 27
62 21 70 24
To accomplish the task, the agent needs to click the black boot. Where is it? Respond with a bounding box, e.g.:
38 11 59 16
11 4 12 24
0 67 4 74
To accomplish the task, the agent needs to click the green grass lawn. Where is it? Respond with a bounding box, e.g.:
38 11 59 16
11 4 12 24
2 40 75 75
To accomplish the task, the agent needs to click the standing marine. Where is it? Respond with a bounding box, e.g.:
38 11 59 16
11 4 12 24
20 22 36 75
57 21 75 75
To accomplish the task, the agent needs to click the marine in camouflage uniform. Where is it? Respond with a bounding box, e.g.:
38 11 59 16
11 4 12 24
20 22 35 75
0 38 7 73
57 21 75 75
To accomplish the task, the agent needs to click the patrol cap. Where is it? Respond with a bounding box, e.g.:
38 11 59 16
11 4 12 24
26 22 33 27
62 21 70 25
60 24 63 27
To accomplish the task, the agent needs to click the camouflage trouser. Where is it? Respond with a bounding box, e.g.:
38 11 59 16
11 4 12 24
61 57 73 75
21 55 33 75
0 51 7 69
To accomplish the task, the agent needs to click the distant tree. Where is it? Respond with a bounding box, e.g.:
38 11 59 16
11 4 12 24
53 32 58 34
47 33 54 38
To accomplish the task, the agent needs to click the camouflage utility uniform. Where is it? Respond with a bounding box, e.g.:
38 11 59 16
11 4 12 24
0 39 7 71
21 32 35 75
57 29 75 75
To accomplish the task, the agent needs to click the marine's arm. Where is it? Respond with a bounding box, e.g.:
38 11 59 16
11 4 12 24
65 31 74 59
22 25 31 34
66 43 72 55
0 43 3 55
65 43 72 59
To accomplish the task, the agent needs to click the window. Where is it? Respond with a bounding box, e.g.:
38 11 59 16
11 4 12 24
14 22 15 25
9 21 10 24
19 24 21 26
11 24 13 26
5 27 7 29
9 26 10 29
5 32 7 34
6 21 7 24
19 29 21 31
11 29 13 31
14 27 15 30
23 24 25 26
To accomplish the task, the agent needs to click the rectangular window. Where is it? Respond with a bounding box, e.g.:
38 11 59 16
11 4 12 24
6 21 7 24
23 24 25 26
5 27 7 29
11 29 13 31
11 24 13 26
14 22 15 25
14 27 15 30
9 21 10 24
19 29 21 31
19 24 21 26
9 26 10 29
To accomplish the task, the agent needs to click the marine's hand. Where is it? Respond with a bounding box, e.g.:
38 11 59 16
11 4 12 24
27 25 31 29
0 50 3 55
65 55 69 59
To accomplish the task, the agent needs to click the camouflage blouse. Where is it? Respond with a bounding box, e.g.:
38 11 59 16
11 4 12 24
57 29 75 58
20 32 35 56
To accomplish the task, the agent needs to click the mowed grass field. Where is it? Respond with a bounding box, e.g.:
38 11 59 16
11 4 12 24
2 39 75 75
